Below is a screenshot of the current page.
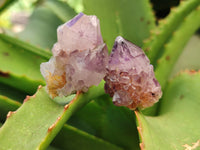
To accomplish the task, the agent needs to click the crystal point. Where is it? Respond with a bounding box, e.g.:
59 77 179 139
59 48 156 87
40 13 108 98
104 36 162 110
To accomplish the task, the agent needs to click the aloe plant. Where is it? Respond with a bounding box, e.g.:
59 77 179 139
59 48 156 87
0 0 200 149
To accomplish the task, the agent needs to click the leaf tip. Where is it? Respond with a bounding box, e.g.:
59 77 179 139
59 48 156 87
38 85 43 90
6 111 16 119
48 124 55 133
23 95 31 103
48 116 61 132
140 143 145 150
64 91 81 111
64 104 69 110
23 94 36 103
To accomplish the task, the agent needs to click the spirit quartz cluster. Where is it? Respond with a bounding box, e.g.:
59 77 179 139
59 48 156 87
104 36 162 109
40 13 108 98
40 13 162 109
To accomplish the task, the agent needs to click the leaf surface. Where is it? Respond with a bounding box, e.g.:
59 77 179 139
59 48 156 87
51 124 122 150
0 0 16 13
19 0 76 49
0 86 64 150
155 7 200 88
0 83 122 150
0 34 49 94
136 71 200 150
143 0 200 64
0 95 21 123
0 81 106 150
83 0 156 49
142 4 200 116
68 95 140 150
171 35 200 76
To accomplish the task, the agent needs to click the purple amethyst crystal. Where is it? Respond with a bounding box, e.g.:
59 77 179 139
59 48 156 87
40 13 108 98
104 36 162 110
66 12 84 27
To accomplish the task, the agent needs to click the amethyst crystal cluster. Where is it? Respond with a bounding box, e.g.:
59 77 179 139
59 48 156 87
40 13 108 98
104 36 162 109
40 13 162 109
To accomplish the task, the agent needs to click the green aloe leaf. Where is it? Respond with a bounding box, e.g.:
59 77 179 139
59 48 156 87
0 95 20 122
0 86 64 150
0 34 49 94
51 124 122 150
142 3 200 116
0 82 27 102
143 0 200 64
0 81 105 150
0 33 51 59
19 0 76 49
46 146 61 150
0 83 122 150
135 71 200 150
171 35 200 76
155 7 200 88
67 95 140 150
0 82 27 122
66 0 83 12
0 85 22 122
0 0 16 13
83 0 156 49
44 0 76 22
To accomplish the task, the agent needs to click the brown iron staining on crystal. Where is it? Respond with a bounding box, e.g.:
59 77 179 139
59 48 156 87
104 36 162 110
46 72 67 98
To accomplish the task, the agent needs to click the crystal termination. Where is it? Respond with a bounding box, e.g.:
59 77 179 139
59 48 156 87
40 13 108 98
104 36 162 110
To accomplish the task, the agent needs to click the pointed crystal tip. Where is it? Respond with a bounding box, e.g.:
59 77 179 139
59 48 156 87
115 36 125 43
66 12 84 27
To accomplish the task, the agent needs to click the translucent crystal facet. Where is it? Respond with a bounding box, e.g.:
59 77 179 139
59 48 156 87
104 36 162 110
40 13 108 98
